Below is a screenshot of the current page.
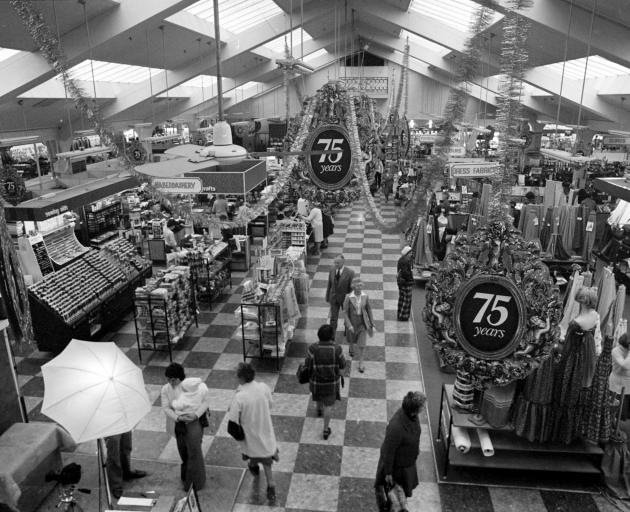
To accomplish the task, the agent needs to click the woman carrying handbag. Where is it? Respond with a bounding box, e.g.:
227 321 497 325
303 324 346 439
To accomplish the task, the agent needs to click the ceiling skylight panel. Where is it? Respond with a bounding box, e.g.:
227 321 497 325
400 29 450 54
263 28 313 54
303 48 329 63
179 75 218 89
0 48 22 63
182 0 283 35
64 60 158 84
542 55 630 81
409 0 502 32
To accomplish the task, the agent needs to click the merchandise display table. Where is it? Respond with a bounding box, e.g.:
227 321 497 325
437 384 603 480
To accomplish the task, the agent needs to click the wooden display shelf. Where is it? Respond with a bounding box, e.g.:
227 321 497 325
437 384 604 482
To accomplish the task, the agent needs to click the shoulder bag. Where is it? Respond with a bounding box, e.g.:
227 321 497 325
227 414 245 441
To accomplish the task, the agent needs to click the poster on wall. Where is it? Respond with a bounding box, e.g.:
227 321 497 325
306 124 354 190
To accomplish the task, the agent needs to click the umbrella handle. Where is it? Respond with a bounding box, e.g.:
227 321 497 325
615 387 626 437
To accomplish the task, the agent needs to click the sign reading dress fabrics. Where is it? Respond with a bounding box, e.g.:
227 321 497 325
453 275 527 360
307 125 353 190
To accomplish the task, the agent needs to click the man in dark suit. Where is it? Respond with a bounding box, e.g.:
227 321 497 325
325 254 355 337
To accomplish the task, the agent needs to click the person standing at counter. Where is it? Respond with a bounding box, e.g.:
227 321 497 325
164 219 178 253
212 194 229 218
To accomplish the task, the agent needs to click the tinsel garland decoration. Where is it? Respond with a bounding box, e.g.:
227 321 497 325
424 1 555 388
355 6 494 234
423 220 563 387
9 0 108 141
489 0 533 214
9 0 305 232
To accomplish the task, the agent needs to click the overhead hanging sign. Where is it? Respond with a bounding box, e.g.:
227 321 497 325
152 177 203 194
307 124 353 190
453 275 527 360
450 162 500 178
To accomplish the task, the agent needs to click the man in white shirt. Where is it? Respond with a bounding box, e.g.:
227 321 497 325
228 363 278 502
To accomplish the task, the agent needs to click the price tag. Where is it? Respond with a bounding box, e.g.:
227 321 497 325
533 217 538 226
586 221 594 232
426 223 433 234
577 217 582 221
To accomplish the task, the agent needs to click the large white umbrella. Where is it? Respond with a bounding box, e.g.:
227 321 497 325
41 339 151 444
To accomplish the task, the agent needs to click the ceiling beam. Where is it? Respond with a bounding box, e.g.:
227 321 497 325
469 0 630 69
0 0 198 103
99 0 333 120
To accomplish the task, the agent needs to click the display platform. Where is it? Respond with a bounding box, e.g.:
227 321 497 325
412 286 606 492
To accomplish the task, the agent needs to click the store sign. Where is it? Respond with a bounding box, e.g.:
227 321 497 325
152 178 203 194
450 162 500 178
447 146 466 157
417 134 444 144
454 275 527 360
307 125 353 190
603 137 630 146
43 205 69 218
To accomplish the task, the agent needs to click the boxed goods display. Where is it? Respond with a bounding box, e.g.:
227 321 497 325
134 266 194 349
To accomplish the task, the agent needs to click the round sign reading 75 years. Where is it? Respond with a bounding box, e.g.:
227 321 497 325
453 275 527 360
307 124 353 190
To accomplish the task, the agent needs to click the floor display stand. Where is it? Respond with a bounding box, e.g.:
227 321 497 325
238 274 299 371
28 249 151 352
436 385 604 482
133 267 198 362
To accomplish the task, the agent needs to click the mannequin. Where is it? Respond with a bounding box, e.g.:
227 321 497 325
434 207 450 261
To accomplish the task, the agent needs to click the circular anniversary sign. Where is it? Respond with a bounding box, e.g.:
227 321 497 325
453 275 527 360
307 124 353 190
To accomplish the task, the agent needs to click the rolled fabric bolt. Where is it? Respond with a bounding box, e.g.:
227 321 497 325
476 428 495 457
451 426 471 454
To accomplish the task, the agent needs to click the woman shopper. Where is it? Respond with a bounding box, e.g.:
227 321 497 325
374 391 426 512
304 324 346 439
397 246 414 321
161 363 209 490
382 172 394 203
342 276 375 372
301 204 324 255
610 333 630 419
227 362 279 502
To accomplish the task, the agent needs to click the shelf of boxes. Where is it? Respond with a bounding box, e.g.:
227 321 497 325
43 224 89 267
133 266 197 362
28 249 151 352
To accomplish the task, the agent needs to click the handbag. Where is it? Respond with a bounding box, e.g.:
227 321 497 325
227 419 245 441
296 362 310 384
199 409 210 428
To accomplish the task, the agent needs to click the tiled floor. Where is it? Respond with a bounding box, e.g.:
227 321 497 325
17 195 615 511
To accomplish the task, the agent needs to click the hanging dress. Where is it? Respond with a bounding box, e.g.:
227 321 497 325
579 335 613 444
551 320 599 444
539 207 554 254
546 207 571 260
558 271 584 339
414 220 433 268
512 355 556 443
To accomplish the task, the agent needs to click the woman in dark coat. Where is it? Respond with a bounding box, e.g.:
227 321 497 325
397 246 414 321
375 391 426 511
304 324 346 440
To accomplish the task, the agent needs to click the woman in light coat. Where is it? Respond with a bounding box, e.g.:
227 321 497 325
342 276 374 372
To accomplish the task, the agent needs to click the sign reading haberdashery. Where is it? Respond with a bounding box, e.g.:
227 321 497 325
152 177 203 194
454 275 527 360
307 125 353 190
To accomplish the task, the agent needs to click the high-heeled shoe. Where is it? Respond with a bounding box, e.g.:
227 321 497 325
323 427 332 440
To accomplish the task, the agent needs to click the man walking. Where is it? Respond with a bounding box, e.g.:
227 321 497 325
325 254 355 338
